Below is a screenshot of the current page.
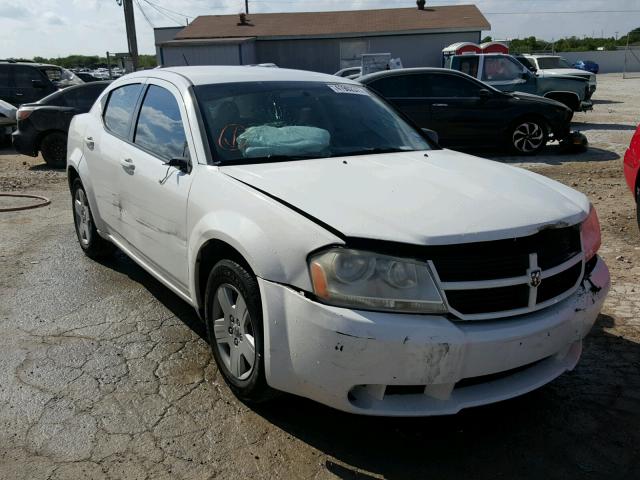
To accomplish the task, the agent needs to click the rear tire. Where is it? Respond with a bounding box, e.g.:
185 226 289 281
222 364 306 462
71 178 115 259
40 132 67 168
204 259 275 403
510 119 548 155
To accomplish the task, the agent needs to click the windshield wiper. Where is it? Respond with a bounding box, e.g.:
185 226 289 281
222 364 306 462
336 147 413 158
217 154 324 166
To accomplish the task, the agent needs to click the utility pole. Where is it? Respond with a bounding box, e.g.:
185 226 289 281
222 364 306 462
121 0 139 71
245 0 249 14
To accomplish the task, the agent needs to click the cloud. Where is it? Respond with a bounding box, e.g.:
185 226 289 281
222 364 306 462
42 11 67 26
0 5 29 19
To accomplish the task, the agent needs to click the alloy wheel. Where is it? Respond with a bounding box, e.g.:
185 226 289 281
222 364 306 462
74 188 92 247
512 122 545 153
212 283 256 381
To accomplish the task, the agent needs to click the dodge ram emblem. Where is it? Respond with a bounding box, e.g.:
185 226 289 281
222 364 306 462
529 269 542 288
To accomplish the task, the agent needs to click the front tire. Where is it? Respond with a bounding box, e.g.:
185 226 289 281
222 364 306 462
510 119 548 155
204 259 274 403
71 178 115 259
40 132 67 168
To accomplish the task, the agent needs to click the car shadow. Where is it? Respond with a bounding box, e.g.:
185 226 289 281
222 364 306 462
469 146 619 166
29 163 63 172
95 250 207 340
250 313 639 479
572 122 637 132
591 99 625 105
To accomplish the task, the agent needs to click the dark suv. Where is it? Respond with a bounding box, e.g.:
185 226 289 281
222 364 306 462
0 61 84 106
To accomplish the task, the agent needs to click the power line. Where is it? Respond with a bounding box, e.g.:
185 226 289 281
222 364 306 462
142 0 185 25
134 0 155 28
143 0 195 19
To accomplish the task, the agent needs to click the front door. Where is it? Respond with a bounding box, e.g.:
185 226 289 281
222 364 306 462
480 56 533 93
117 79 196 290
427 72 498 147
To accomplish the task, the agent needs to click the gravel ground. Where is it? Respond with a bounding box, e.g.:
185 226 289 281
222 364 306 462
0 73 639 480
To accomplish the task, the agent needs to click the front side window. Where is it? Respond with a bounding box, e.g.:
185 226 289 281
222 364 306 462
481 57 524 81
430 74 482 97
134 85 189 160
103 83 143 138
195 81 430 164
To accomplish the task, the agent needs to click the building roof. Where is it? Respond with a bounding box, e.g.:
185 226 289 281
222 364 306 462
161 37 256 47
175 5 490 41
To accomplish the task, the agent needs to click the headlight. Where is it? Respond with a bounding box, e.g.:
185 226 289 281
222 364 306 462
309 248 447 314
581 205 601 261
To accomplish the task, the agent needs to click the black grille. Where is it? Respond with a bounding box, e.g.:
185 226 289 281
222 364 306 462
537 262 582 304
446 285 529 314
431 226 581 282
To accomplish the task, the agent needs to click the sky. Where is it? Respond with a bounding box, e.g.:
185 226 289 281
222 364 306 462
1 0 639 58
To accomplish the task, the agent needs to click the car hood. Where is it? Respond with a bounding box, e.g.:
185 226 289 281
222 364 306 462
509 91 569 108
221 150 590 245
538 68 594 80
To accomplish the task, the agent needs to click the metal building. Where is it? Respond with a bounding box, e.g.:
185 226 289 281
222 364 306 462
154 5 490 73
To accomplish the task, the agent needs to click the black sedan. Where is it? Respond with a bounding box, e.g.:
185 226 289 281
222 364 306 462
12 81 110 167
359 68 573 155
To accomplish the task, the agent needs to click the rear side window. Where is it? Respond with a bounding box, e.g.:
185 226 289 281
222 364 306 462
103 84 143 138
134 85 188 160
0 65 9 85
62 84 108 111
368 74 427 98
14 66 44 88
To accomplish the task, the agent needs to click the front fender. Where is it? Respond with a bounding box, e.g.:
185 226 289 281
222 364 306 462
187 168 343 306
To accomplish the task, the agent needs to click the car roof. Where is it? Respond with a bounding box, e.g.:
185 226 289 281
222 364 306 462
124 66 357 86
358 67 465 83
0 61 62 68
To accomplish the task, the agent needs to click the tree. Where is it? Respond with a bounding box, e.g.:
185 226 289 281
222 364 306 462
481 36 493 43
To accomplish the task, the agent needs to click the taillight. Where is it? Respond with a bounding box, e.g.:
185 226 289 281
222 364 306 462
581 205 601 261
17 109 33 121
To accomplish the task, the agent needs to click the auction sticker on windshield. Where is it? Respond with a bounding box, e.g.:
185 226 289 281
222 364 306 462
327 84 369 95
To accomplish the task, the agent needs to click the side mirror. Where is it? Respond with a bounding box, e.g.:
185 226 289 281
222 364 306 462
520 71 531 80
31 80 46 89
165 157 190 173
421 128 439 146
479 89 492 100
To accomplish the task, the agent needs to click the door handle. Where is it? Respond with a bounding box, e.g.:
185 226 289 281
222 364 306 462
432 103 449 107
15 93 24 97
85 136 95 150
120 158 135 174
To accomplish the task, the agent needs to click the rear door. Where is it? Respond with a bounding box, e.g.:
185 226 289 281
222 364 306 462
84 81 145 236
366 73 431 127
0 65 12 104
117 79 196 289
12 66 52 104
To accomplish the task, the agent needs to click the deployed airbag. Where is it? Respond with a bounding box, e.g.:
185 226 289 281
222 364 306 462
237 125 330 158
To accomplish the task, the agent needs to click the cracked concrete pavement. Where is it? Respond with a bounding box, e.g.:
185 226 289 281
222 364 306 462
1 74 639 479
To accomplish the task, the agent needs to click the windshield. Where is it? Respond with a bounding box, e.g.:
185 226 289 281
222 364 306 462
39 66 84 88
194 81 431 164
537 57 572 69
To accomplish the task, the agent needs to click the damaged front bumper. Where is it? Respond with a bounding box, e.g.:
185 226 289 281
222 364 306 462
259 256 610 416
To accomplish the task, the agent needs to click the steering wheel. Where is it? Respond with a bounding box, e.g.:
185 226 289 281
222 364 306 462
217 124 246 151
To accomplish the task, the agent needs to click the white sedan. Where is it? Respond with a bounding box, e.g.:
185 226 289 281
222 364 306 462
67 66 609 416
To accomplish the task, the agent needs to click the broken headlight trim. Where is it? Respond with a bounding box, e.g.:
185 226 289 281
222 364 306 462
309 248 447 314
580 204 601 262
